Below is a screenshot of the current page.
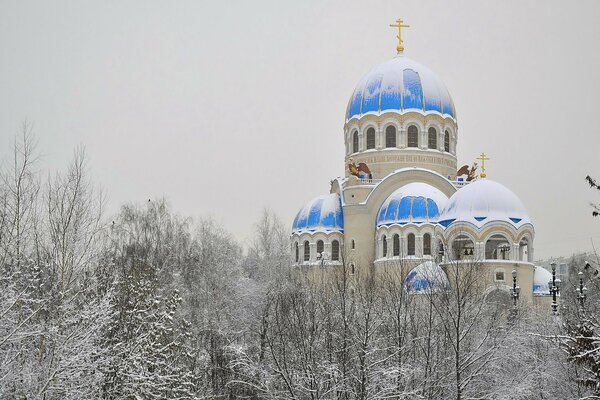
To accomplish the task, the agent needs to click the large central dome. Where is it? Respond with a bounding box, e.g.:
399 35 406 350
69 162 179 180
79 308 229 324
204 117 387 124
346 55 456 121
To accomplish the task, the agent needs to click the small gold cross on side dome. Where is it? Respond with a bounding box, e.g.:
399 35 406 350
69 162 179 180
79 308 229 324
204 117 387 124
389 18 410 54
477 152 490 178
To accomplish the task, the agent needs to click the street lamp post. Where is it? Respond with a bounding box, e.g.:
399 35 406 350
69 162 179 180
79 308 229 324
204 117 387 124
548 262 562 316
577 270 588 311
511 269 520 308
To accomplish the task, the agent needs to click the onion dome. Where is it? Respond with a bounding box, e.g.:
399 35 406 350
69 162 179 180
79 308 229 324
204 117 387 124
533 266 552 296
377 182 448 227
405 261 449 293
346 55 455 122
438 180 531 228
292 193 344 234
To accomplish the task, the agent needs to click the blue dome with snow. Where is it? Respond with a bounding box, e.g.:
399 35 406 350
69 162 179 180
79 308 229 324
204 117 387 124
292 193 344 234
377 182 449 227
405 261 449 293
346 55 456 121
437 179 532 229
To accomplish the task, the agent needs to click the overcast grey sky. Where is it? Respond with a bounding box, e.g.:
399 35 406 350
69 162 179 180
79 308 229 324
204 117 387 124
1 0 599 260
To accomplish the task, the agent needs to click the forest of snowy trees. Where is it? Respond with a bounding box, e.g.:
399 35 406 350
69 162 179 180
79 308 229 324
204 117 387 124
1 131 600 399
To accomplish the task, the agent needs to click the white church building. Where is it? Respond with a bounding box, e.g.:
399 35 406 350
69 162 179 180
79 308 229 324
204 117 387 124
290 21 553 304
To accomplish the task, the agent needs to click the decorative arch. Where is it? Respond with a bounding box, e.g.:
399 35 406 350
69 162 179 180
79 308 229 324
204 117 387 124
365 168 457 222
451 233 475 260
484 233 511 260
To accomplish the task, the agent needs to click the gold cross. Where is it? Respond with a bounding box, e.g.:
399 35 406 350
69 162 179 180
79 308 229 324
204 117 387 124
389 18 410 54
477 152 490 178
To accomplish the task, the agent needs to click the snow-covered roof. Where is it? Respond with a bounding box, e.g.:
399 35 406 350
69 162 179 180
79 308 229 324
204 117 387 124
405 261 449 293
346 54 456 121
377 182 448 227
292 193 344 234
533 266 552 296
438 179 532 229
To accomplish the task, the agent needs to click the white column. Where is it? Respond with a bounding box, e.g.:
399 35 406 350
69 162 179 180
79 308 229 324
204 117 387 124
420 128 428 150
416 235 423 257
386 237 392 258
399 127 406 148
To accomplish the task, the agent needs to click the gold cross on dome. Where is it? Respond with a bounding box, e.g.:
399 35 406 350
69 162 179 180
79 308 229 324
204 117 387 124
389 18 410 54
477 152 490 178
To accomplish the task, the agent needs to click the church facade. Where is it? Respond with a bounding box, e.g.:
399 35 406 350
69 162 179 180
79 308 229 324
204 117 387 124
290 23 552 304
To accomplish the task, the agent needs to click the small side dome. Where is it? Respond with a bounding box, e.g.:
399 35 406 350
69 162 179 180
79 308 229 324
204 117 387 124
292 193 344 234
377 182 448 227
533 266 552 296
405 261 449 293
438 179 531 228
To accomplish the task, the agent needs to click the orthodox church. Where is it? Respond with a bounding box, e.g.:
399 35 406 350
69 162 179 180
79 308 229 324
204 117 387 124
290 20 553 304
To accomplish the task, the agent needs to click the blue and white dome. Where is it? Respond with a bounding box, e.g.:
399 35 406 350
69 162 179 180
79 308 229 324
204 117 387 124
405 261 449 293
533 266 552 296
292 193 344 234
377 182 448 227
346 55 456 122
438 180 531 229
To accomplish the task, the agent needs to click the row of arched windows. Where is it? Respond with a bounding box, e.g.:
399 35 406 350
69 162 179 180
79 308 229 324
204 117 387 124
381 233 432 257
295 240 341 262
350 125 452 154
446 234 531 262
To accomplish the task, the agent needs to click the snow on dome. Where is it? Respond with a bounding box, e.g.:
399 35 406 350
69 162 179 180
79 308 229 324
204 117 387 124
346 54 456 121
377 182 448 227
292 193 344 234
533 266 552 296
438 179 531 229
405 261 449 293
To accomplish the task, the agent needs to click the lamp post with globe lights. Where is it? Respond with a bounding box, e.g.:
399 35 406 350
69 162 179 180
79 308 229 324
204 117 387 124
577 270 588 312
511 270 520 308
549 262 562 316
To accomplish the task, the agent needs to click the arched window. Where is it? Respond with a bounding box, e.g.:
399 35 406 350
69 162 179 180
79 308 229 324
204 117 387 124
352 240 355 250
407 233 416 256
350 263 355 275
428 127 437 149
331 240 340 261
366 127 375 149
385 126 396 147
382 235 387 257
295 242 299 262
485 234 511 260
303 240 310 261
353 131 359 153
444 130 450 152
452 234 474 260
423 233 431 255
316 240 324 256
393 234 400 256
407 125 418 148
